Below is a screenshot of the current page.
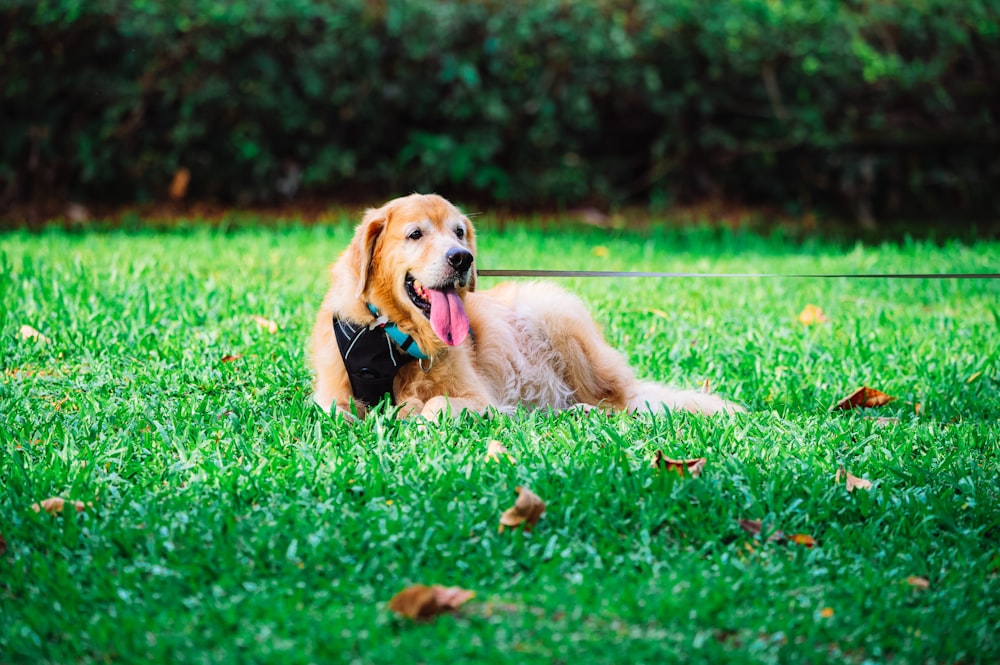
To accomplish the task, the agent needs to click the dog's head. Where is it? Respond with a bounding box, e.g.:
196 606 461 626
347 193 477 348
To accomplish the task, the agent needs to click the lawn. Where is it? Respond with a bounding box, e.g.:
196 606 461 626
1 218 999 664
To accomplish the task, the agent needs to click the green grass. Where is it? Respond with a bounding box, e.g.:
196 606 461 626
2 221 999 664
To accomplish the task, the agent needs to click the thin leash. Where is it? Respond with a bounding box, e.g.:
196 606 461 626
478 269 1000 280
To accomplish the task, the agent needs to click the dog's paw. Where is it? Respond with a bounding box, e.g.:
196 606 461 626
420 395 453 420
338 405 360 421
630 384 745 416
327 404 358 422
667 389 745 415
312 396 361 422
419 395 489 421
684 393 746 415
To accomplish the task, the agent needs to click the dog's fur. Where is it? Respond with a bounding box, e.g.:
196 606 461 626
310 193 742 419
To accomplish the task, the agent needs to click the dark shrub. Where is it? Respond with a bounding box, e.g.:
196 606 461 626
2 0 999 221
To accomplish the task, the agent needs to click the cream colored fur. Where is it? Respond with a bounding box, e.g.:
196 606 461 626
309 193 743 419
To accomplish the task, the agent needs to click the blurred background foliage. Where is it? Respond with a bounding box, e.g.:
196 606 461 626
2 0 999 225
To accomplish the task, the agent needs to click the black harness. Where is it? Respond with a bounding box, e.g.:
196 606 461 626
333 313 425 406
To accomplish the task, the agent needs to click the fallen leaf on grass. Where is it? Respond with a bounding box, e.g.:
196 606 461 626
388 584 475 620
798 304 829 325
738 519 764 537
832 386 894 411
836 466 873 492
738 519 785 543
252 316 279 334
0 533 6 556
820 607 834 618
651 451 706 478
31 497 89 514
789 533 817 548
906 576 930 589
433 585 475 608
19 325 50 344
485 440 516 464
739 520 816 548
221 354 243 363
499 486 545 533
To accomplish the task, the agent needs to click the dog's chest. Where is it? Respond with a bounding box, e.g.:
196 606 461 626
475 312 576 410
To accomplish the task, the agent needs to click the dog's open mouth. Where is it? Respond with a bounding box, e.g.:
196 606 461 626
405 273 470 346
405 274 433 316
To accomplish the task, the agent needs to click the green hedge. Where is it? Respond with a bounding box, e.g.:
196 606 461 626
3 0 1000 221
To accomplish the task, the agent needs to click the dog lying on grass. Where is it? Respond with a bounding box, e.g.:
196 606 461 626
310 193 743 419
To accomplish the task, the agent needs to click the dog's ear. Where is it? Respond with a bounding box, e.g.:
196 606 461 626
349 205 388 298
464 217 478 292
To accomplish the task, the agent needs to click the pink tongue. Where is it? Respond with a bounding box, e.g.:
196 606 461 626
428 287 470 346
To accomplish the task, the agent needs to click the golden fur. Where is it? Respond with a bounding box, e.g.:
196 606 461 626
310 193 743 419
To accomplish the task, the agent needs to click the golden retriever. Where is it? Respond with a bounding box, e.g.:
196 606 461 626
310 193 743 419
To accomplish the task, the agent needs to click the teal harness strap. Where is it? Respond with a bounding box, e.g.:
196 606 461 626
366 304 428 360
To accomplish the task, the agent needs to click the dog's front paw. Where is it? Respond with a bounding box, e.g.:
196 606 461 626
420 395 452 420
419 395 488 421
320 403 359 421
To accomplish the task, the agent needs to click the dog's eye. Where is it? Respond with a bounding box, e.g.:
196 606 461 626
408 229 423 240
455 227 465 239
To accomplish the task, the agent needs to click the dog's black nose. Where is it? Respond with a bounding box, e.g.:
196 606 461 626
447 248 474 273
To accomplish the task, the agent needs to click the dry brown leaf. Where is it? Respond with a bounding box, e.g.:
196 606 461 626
169 167 191 200
499 486 545 533
221 354 243 363
798 304 830 325
832 386 895 411
651 451 706 478
252 315 279 334
19 325 50 344
820 607 834 618
485 440 516 464
738 519 786 543
388 584 475 620
432 585 476 609
789 533 817 548
906 576 930 589
836 466 873 492
32 497 88 514
388 585 436 619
